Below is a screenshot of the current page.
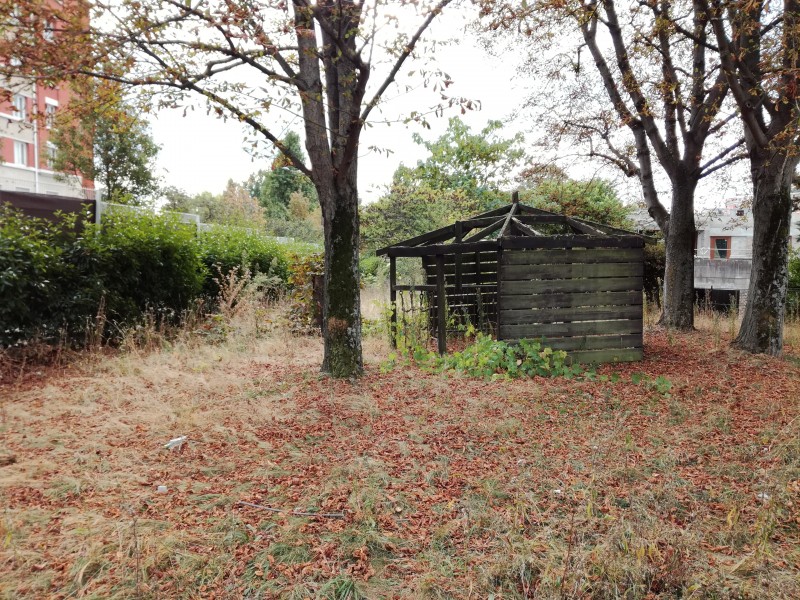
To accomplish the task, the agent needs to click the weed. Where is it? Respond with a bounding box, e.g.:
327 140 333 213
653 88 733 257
319 575 366 599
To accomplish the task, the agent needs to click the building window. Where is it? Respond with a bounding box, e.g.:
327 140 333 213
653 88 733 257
710 236 731 260
45 102 58 128
45 142 57 168
13 141 28 166
12 94 26 120
43 21 55 42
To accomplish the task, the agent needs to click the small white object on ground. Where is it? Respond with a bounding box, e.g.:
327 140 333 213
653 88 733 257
164 436 188 451
156 485 168 493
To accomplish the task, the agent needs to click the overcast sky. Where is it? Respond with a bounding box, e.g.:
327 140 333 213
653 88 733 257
146 11 749 208
147 19 528 204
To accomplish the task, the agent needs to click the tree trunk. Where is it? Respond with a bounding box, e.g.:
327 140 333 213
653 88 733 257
734 151 798 355
318 176 363 378
659 177 697 330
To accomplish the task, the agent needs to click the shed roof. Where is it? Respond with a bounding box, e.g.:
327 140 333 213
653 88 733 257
376 201 643 258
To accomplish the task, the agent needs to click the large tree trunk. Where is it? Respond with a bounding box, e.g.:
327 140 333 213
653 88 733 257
318 174 363 378
734 151 798 354
659 176 697 330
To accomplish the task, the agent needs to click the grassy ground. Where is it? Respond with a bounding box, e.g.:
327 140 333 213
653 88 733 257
1 304 799 599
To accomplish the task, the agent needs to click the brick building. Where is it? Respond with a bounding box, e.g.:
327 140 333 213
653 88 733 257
0 75 95 198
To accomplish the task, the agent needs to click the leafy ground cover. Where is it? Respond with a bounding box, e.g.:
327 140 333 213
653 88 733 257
1 316 799 599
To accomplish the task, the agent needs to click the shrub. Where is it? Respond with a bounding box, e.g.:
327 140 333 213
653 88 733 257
393 332 584 379
788 250 800 319
85 209 206 327
197 225 290 299
643 242 666 306
288 252 324 334
360 254 387 285
0 206 88 346
1 205 206 348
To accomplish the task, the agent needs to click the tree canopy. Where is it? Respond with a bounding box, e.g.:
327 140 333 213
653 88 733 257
520 178 632 230
361 117 526 251
410 117 526 200
50 84 160 205
246 132 317 219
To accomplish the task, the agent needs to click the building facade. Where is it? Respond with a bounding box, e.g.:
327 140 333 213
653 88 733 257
631 199 800 309
0 75 94 199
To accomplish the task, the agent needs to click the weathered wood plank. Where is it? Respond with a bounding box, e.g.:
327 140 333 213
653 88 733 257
498 202 519 238
499 319 642 339
390 256 397 348
462 217 506 243
502 262 643 281
565 217 605 235
471 204 514 219
510 218 544 237
388 240 499 257
422 252 499 267
512 214 567 224
436 255 447 355
423 264 498 277
501 277 643 295
500 304 642 325
541 333 643 351
502 235 644 250
567 348 643 364
389 234 642 257
501 290 642 310
503 334 642 352
516 203 560 216
503 248 643 265
425 274 499 287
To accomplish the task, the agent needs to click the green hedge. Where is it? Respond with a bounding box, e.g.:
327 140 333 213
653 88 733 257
86 209 206 326
0 207 87 345
197 225 290 298
0 206 297 348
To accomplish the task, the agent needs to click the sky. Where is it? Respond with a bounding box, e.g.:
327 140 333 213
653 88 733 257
145 9 750 209
147 19 525 204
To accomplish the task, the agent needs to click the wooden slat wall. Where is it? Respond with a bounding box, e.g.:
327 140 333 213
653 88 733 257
422 251 499 335
498 248 644 364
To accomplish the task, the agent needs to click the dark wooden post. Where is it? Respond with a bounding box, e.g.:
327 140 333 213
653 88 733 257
454 221 463 298
496 246 503 339
389 255 397 348
436 253 447 355
475 250 482 329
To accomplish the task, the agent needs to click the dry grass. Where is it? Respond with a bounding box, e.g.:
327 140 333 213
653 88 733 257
1 298 799 599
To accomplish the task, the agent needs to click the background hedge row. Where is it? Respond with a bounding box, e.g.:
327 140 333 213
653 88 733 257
0 206 292 348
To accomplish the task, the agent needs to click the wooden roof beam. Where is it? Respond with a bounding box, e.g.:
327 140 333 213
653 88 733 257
375 223 456 255
515 214 568 224
571 217 641 237
566 217 605 235
499 201 520 238
462 217 506 243
511 217 543 237
470 204 513 219
515 203 560 216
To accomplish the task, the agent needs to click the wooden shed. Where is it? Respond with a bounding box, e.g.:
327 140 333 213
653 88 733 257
375 197 645 364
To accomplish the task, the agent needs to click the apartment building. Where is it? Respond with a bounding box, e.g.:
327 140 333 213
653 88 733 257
631 197 800 309
0 74 95 198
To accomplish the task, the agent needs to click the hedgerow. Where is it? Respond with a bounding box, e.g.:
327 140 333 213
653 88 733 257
0 206 301 349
